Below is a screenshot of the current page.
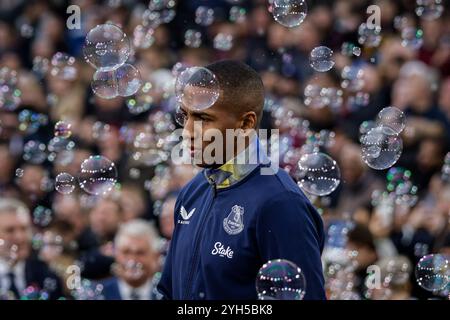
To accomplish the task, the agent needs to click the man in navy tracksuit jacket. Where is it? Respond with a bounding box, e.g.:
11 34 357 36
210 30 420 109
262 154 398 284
158 60 325 300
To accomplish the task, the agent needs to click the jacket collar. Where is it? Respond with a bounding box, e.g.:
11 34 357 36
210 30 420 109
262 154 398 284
204 135 269 189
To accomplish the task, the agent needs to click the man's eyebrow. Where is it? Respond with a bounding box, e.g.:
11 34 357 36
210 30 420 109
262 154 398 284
180 106 215 118
190 111 214 118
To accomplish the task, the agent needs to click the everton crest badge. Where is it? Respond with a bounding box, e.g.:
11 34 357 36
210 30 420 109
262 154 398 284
223 205 244 235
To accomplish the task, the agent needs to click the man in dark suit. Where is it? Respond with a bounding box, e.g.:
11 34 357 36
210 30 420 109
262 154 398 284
101 219 161 300
0 198 63 300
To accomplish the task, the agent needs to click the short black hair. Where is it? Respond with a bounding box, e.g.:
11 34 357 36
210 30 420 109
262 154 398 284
205 60 265 127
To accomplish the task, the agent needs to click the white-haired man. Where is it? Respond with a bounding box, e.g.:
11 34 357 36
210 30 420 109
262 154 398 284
101 219 161 300
0 198 63 299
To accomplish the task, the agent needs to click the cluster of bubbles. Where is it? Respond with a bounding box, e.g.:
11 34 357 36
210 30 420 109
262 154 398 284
195 6 215 26
0 238 19 266
341 42 362 57
126 69 175 115
304 84 343 111
83 24 142 99
121 260 145 280
323 220 355 266
364 256 412 300
360 106 405 170
32 206 53 227
213 33 234 51
133 0 176 49
256 259 306 300
371 167 419 208
184 29 202 48
175 66 220 111
270 0 308 28
23 140 47 164
415 254 449 292
322 220 362 300
229 6 247 23
341 65 371 110
47 136 76 166
441 152 450 183
415 0 444 21
358 23 382 48
18 109 48 135
71 279 104 300
0 67 22 111
32 51 78 81
129 111 176 168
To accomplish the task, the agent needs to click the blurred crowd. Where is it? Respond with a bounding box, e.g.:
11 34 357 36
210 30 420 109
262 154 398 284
0 0 449 300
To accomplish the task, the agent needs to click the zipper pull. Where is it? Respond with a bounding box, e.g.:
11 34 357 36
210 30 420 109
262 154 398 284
208 177 217 197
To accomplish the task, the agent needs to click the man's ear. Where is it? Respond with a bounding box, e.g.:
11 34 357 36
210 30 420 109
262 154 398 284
240 111 257 131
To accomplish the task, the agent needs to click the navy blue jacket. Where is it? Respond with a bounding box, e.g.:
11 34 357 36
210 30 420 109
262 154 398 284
158 164 326 300
0 255 64 300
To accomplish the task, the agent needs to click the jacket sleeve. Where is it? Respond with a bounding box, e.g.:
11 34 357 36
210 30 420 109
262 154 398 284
157 197 182 300
255 191 326 300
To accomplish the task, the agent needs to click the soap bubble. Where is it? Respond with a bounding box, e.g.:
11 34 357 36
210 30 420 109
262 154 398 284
213 33 233 51
122 260 144 280
271 0 308 28
54 121 72 139
229 6 247 23
401 28 423 50
115 64 142 97
18 109 48 134
415 0 444 20
341 65 365 93
361 126 403 170
415 254 449 292
175 67 220 111
15 168 24 178
256 259 306 300
310 46 334 72
132 131 168 166
92 64 141 99
50 52 77 80
321 88 343 111
442 152 450 183
78 155 118 195
195 6 214 26
294 152 341 196
184 29 202 48
348 92 370 109
376 106 406 134
385 167 418 206
358 23 382 47
133 24 155 49
0 67 21 111
32 56 50 78
0 239 19 266
92 122 111 140
143 1 177 28
32 206 53 227
341 42 362 57
91 68 118 99
55 172 76 195
71 279 104 300
83 24 130 71
23 140 47 164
